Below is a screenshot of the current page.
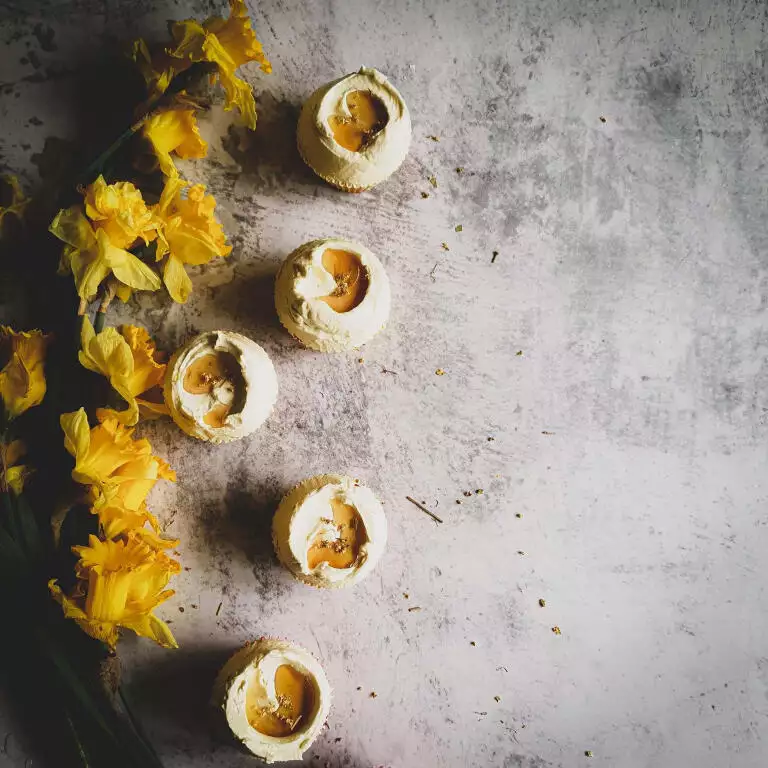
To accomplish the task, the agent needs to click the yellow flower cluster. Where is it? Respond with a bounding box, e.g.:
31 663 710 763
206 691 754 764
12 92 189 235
47 0 264 308
41 1 266 654
49 408 179 649
133 0 271 132
50 175 230 304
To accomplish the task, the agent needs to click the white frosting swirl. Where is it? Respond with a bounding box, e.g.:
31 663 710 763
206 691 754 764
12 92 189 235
272 474 388 589
297 66 411 190
164 331 278 444
274 238 391 352
212 638 332 764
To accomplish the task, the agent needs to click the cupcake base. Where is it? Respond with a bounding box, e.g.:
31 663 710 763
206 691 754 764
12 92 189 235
297 137 371 193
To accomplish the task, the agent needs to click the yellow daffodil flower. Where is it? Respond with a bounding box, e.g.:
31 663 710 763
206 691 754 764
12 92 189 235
60 408 176 511
49 533 179 649
0 327 50 421
153 177 231 303
1 439 31 495
167 0 271 129
0 175 29 234
50 206 162 302
142 108 208 177
79 317 168 425
97 503 178 550
132 0 270 130
83 176 159 250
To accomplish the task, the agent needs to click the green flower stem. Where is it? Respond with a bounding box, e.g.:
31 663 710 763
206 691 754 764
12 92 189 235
93 311 107 335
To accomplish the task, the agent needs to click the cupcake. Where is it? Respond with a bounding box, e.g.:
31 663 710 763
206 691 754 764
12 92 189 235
297 67 411 192
272 474 388 589
212 638 332 763
274 238 391 352
164 330 278 443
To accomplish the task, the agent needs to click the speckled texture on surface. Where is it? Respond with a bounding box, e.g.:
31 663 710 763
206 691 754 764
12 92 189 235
2 1 768 767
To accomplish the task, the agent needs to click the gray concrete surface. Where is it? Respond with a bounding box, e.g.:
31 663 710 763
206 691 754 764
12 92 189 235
2 1 768 766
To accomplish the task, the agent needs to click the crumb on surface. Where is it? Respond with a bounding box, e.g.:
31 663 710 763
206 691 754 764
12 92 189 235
551 626 562 635
435 368 446 375
539 598 546 607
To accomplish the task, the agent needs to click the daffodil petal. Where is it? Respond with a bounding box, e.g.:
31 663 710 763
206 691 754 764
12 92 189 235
49 580 88 621
137 398 170 420
60 408 91 463
98 231 162 292
163 255 192 303
49 207 97 250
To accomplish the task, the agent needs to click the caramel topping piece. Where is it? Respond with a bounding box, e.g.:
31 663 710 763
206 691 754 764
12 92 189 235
203 402 230 428
247 664 315 738
328 89 389 152
183 353 232 395
307 497 366 570
319 249 369 313
182 351 244 429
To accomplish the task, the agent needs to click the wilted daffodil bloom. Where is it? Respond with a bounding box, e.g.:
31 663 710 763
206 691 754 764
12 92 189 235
49 533 179 649
50 176 162 302
83 176 159 250
60 408 176 512
154 177 231 303
132 0 270 130
79 317 168 426
1 439 31 495
142 108 208 177
0 327 50 421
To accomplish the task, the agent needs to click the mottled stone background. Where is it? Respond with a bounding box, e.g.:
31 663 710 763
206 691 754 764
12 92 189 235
2 1 768 766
